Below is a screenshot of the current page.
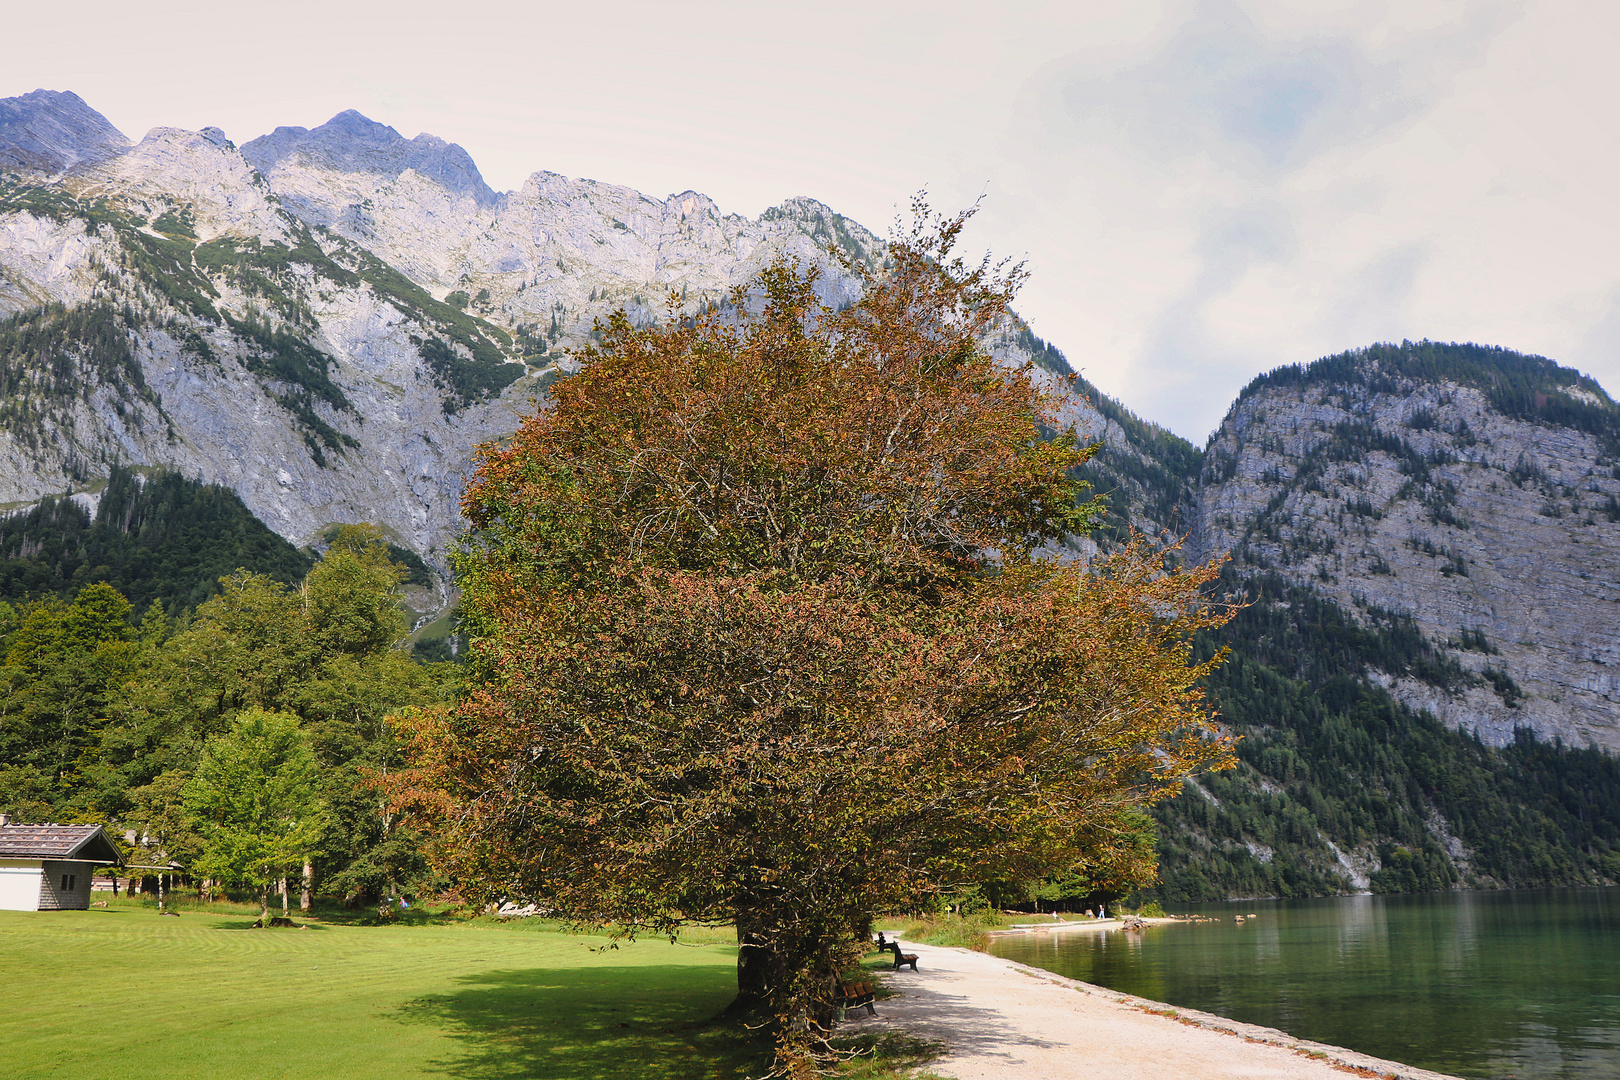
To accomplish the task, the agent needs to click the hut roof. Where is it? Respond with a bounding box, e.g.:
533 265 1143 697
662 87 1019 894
0 824 122 864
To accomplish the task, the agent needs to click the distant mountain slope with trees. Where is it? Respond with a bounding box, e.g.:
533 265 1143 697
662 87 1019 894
0 465 313 612
1141 570 1620 903
1135 340 1620 901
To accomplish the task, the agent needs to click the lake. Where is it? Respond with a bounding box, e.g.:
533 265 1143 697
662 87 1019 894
987 889 1620 1080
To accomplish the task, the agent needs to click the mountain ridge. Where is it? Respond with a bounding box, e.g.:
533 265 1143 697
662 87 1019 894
0 89 131 175
242 110 499 206
1190 340 1620 752
1 92 1614 758
0 91 1174 648
3 89 1619 899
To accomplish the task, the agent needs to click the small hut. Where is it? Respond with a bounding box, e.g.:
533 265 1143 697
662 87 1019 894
0 820 123 911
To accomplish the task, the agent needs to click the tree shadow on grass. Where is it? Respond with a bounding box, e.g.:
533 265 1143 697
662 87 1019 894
308 904 463 928
393 965 772 1080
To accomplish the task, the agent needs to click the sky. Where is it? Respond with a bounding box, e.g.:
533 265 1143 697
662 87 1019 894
6 0 1620 443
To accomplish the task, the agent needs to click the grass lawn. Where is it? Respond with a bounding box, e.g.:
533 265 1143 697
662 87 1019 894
1 899 768 1080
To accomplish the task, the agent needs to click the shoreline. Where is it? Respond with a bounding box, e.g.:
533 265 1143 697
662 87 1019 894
846 941 1462 1080
985 914 1182 937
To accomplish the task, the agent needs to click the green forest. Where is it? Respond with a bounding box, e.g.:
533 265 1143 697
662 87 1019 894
0 490 455 907
0 465 313 610
1137 571 1620 903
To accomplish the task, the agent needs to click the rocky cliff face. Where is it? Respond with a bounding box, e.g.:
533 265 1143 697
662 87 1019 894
4 92 1616 762
0 93 1138 587
237 108 887 357
1190 342 1620 753
0 119 526 582
0 90 130 175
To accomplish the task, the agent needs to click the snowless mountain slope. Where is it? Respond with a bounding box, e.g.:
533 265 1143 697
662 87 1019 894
0 93 1144 580
238 109 885 355
0 90 130 175
242 110 499 206
1190 342 1620 751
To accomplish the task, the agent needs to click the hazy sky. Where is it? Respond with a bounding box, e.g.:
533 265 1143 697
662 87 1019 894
6 0 1619 442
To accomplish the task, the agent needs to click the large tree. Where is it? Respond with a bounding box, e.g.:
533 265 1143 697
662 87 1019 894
0 583 137 813
183 708 322 920
393 204 1234 1074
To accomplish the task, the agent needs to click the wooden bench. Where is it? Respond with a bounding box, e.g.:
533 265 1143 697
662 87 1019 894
887 941 919 971
835 979 877 1020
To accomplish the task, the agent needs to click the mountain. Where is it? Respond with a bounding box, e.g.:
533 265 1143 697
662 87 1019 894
0 91 1157 623
1140 341 1620 901
241 110 499 206
0 90 130 175
2 91 1616 898
1191 342 1620 752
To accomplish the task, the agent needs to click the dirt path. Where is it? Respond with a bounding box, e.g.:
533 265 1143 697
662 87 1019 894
842 942 1463 1080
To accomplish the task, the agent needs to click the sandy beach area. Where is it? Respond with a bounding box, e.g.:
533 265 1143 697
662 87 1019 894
843 940 1463 1080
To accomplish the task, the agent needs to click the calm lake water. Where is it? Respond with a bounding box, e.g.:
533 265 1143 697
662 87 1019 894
988 889 1620 1080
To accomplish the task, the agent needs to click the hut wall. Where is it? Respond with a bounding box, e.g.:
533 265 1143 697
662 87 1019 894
37 860 93 910
0 859 45 911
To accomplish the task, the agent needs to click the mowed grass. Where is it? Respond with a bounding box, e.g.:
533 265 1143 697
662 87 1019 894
1 902 768 1080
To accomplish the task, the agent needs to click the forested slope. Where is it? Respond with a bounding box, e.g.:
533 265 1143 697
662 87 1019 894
1141 570 1620 902
1133 340 1620 901
0 465 312 610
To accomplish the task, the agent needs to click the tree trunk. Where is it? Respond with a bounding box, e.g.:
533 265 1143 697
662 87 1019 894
730 915 789 1018
260 888 269 922
300 859 313 911
280 877 289 917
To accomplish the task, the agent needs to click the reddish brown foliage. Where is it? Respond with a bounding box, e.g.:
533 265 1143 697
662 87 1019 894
389 203 1235 1076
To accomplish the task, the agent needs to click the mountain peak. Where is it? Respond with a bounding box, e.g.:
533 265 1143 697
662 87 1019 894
325 109 396 137
241 110 496 205
0 89 131 175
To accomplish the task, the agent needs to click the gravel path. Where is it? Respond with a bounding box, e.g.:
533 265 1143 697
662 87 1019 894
841 941 1464 1080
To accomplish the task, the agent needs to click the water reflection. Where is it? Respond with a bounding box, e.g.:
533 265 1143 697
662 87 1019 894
988 888 1620 1080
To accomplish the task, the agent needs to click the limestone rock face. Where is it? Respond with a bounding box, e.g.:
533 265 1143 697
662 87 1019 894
0 94 1128 589
240 124 887 357
242 111 499 206
1190 348 1620 752
88 125 294 242
0 90 131 175
0 104 533 570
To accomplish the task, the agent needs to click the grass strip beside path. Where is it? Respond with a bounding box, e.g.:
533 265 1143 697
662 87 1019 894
0 903 762 1080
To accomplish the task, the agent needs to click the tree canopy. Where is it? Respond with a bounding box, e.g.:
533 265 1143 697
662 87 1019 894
184 708 322 919
393 203 1237 1075
0 525 456 908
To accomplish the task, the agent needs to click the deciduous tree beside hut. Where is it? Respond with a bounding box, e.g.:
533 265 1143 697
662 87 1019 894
390 202 1236 1076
